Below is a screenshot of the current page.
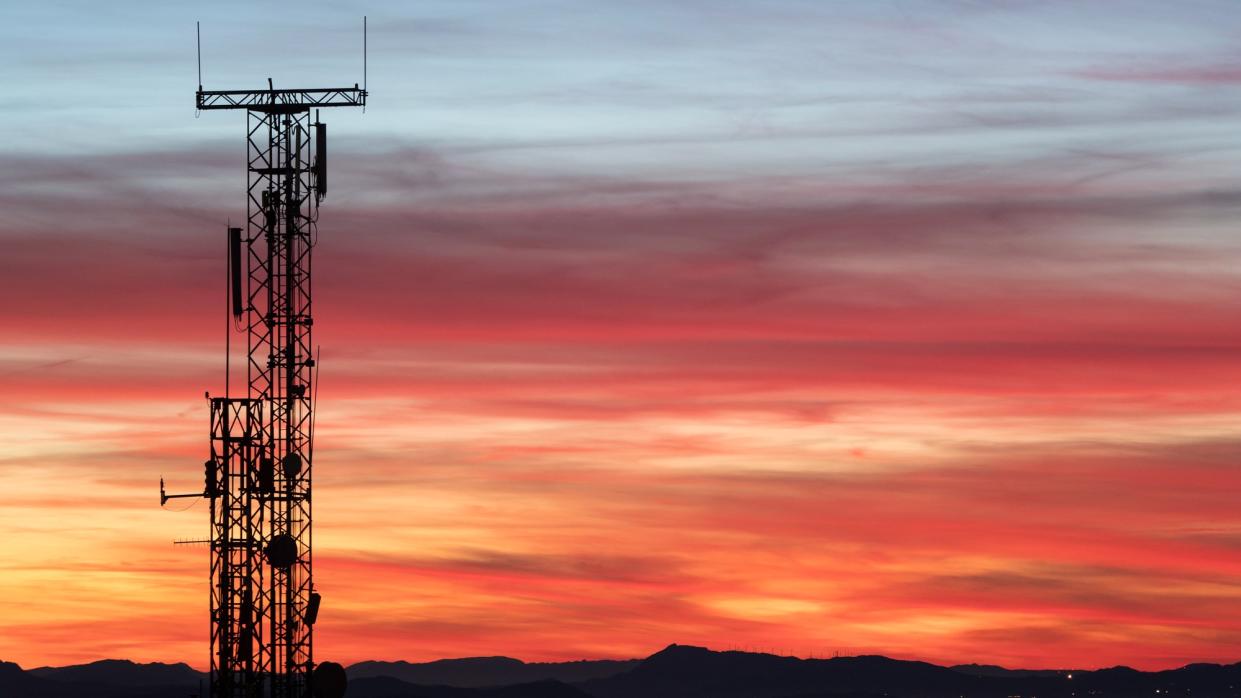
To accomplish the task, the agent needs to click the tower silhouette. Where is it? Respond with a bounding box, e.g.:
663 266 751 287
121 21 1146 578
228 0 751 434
162 22 366 698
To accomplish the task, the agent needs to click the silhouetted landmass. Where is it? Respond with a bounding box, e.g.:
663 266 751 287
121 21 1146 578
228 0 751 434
348 656 637 687
949 663 1069 678
6 644 1241 698
578 644 1241 698
28 658 205 686
579 645 965 698
346 677 592 698
0 658 203 698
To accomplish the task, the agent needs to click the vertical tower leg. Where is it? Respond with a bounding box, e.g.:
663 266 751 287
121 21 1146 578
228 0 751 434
183 81 361 698
209 105 317 698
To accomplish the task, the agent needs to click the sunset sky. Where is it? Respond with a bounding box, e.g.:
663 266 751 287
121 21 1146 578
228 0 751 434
4 0 1241 673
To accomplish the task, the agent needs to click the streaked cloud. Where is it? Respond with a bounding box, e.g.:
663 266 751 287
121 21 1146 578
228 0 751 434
2 0 1240 673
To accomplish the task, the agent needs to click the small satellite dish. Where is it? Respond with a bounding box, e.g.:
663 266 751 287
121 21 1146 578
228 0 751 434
266 534 298 568
283 453 303 480
313 661 348 698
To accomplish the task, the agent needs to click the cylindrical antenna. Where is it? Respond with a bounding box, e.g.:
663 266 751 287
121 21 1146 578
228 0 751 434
229 226 244 320
196 21 202 90
363 15 368 94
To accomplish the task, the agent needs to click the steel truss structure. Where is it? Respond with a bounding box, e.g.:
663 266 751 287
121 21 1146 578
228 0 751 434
164 84 365 698
198 87 366 111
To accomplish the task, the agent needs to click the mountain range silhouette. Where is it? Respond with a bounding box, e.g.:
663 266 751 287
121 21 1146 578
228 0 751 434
6 644 1241 697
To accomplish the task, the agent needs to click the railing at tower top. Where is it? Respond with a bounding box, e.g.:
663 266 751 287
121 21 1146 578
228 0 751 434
197 88 367 111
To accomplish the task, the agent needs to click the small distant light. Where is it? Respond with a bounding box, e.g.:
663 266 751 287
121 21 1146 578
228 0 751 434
1068 674 1073 680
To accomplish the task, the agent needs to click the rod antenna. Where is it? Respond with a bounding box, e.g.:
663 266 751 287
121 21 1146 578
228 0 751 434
196 21 202 90
364 16 368 94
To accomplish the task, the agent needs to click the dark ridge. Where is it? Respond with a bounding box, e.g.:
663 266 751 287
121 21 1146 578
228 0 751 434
27 658 205 686
581 644 971 698
950 663 1068 678
348 656 637 688
0 659 195 698
0 660 25 676
579 645 1241 698
8 648 1241 698
341 676 593 698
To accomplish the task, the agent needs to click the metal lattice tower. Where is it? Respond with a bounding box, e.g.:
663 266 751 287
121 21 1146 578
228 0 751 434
162 26 366 698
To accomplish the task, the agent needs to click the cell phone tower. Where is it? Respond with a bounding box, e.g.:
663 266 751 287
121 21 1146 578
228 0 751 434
161 20 367 698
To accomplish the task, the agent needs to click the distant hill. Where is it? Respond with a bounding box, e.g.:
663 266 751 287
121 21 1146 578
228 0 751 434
28 658 206 687
949 663 1070 678
348 656 637 687
0 658 202 698
579 644 1241 698
7 645 1241 698
578 644 971 698
0 659 592 698
346 676 593 698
